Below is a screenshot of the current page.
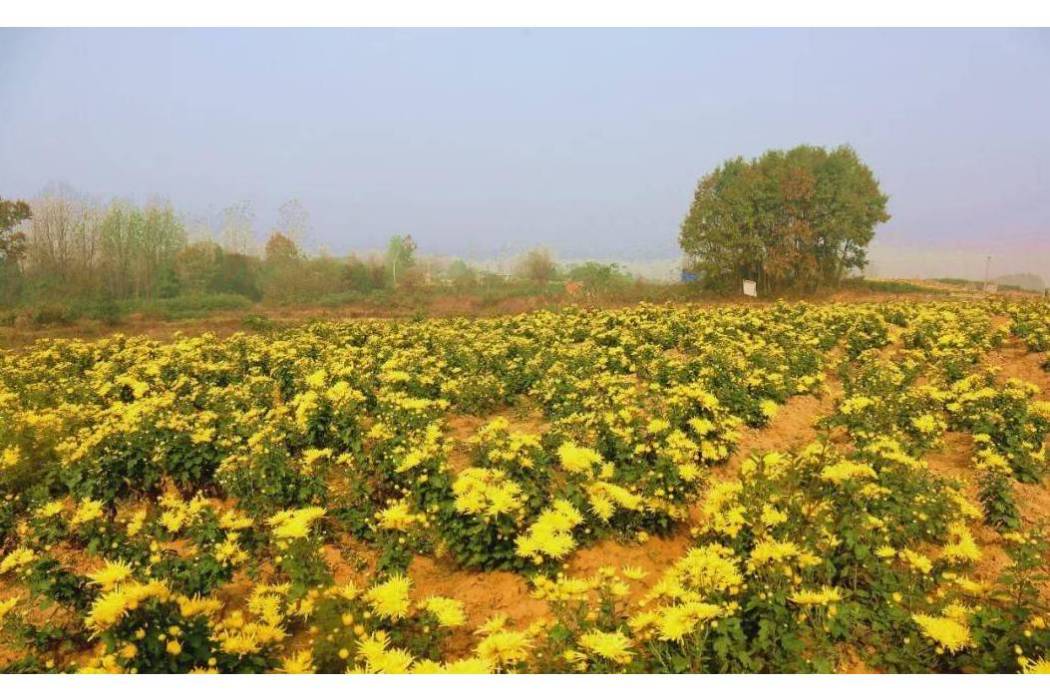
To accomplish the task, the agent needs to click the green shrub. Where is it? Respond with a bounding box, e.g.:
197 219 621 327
30 304 79 326
241 313 276 332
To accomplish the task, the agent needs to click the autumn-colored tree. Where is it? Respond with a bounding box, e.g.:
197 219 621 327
264 231 301 264
514 248 558 284
260 232 306 302
679 145 889 293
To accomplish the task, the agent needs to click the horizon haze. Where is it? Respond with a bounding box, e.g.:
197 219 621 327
1 28 1048 279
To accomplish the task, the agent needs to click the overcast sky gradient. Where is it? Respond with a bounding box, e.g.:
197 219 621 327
1 28 1047 276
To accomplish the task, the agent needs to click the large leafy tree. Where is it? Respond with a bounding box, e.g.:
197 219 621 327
679 145 889 293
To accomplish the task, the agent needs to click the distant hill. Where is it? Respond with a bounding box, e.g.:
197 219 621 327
930 274 1045 293
993 273 1045 292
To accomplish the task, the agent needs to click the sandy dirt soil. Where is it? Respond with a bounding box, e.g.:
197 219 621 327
409 555 550 656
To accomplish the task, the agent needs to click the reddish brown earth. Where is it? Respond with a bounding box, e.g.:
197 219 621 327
566 536 691 602
443 407 549 474
408 555 549 657
722 389 842 478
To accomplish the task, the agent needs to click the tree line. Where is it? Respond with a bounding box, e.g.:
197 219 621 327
2 143 886 312
0 191 637 312
0 192 316 306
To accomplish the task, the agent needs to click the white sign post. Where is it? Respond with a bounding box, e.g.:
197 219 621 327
743 279 757 297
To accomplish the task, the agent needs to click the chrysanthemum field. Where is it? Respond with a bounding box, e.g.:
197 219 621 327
2 300 1050 673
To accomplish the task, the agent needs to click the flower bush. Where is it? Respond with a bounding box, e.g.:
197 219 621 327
0 299 1048 673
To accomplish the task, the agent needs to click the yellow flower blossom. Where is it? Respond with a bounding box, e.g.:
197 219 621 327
578 630 634 665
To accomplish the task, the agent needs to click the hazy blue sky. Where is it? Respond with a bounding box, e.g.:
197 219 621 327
1 28 1047 266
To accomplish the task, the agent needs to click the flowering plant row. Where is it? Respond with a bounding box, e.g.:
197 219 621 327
0 299 1048 673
